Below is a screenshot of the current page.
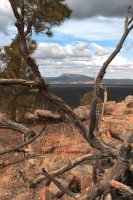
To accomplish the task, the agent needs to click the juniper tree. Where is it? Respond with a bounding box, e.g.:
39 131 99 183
0 0 72 121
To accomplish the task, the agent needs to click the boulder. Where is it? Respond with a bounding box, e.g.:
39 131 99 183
125 95 133 102
105 101 116 115
126 102 133 108
35 109 62 121
112 102 127 115
35 109 52 117
25 112 38 122
73 105 90 120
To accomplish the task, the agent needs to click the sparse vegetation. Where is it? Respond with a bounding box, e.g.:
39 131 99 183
80 91 102 105
0 1 133 200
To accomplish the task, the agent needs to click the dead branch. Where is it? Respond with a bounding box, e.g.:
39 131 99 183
109 128 124 142
101 86 107 117
3 2 133 199
30 153 107 188
89 14 133 140
101 119 124 142
41 168 76 198
0 125 47 155
0 78 38 87
0 119 36 139
76 132 133 200
8 0 115 153
18 169 30 184
111 179 133 195
35 110 62 122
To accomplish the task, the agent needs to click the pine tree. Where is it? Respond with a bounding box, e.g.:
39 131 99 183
0 0 72 121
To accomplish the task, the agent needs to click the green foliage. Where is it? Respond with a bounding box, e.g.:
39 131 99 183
16 0 72 36
0 87 41 121
0 38 36 79
0 0 72 121
0 39 40 121
80 92 102 106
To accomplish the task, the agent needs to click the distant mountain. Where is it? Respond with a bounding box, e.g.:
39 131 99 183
45 73 94 84
103 79 133 85
44 73 133 85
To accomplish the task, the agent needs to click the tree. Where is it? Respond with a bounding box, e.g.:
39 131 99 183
0 1 133 199
0 39 40 121
0 0 72 121
80 91 102 106
0 38 36 79
0 0 72 120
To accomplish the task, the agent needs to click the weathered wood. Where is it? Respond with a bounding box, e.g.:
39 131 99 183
0 78 38 87
41 168 76 198
0 125 47 155
35 109 62 122
76 132 133 200
111 180 133 195
89 17 133 139
30 153 106 188
0 120 35 138
8 0 114 154
101 86 107 117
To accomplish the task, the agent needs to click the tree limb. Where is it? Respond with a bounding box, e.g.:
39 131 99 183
8 0 115 154
41 168 76 198
89 17 133 140
0 125 47 155
111 179 133 195
0 119 36 138
0 78 38 87
76 132 133 200
30 153 108 188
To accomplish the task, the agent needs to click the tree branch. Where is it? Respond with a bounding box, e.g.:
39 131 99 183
0 125 47 155
0 78 38 87
30 153 107 188
0 119 36 138
8 0 114 154
76 132 133 200
111 179 133 195
41 168 76 198
89 21 133 140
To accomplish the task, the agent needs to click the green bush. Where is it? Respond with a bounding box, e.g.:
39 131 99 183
80 92 102 106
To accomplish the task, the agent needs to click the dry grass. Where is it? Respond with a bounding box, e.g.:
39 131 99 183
0 102 133 199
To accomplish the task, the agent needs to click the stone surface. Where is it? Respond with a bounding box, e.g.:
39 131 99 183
125 95 133 102
73 105 90 120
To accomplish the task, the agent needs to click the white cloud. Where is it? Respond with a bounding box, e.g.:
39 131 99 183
66 0 133 18
54 17 125 42
34 42 133 79
35 42 90 59
0 1 15 35
91 43 110 56
0 1 133 79
34 42 92 77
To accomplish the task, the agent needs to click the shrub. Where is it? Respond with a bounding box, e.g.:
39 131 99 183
80 92 102 106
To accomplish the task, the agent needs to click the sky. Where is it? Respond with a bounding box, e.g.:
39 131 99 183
0 0 133 79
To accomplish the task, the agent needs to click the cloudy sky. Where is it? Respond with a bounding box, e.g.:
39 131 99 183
0 0 133 79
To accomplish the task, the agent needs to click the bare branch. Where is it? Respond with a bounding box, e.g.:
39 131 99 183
125 15 129 30
89 15 133 140
0 78 38 87
0 125 47 155
111 180 133 195
30 153 107 188
109 128 124 142
41 168 76 198
8 0 114 153
0 119 35 138
128 16 133 25
76 132 133 200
